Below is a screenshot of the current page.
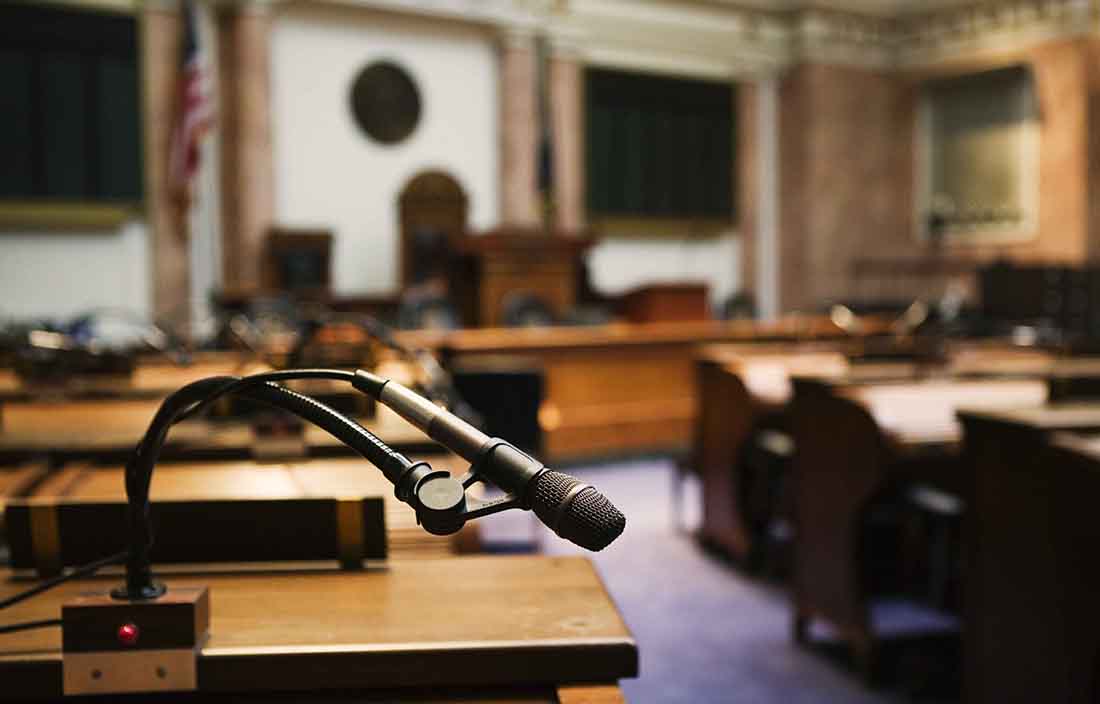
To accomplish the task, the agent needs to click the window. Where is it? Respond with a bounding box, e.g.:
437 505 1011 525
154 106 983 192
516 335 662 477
585 68 735 233
919 66 1038 244
0 4 142 210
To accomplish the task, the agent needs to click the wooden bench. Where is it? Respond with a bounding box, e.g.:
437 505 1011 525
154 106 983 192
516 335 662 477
960 405 1100 703
788 376 1048 675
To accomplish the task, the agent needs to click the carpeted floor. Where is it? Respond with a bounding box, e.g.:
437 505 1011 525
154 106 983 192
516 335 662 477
480 458 960 704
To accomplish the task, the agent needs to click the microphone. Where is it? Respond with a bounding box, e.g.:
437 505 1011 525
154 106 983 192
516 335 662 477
353 370 626 551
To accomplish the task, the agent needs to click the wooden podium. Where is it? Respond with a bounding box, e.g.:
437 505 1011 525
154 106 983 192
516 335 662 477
454 228 594 327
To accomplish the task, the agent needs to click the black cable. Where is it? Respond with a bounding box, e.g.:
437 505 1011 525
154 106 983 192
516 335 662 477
0 550 127 612
0 618 62 636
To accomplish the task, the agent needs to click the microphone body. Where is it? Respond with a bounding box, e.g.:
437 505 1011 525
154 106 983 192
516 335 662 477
353 370 626 551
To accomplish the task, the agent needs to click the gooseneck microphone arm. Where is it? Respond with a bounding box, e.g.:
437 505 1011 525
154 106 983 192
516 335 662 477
116 367 625 601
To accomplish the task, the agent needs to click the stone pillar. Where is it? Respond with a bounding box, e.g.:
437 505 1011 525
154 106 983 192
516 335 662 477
218 1 274 290
498 30 539 228
1088 37 1100 259
737 82 758 307
548 46 584 232
754 76 780 319
142 2 190 321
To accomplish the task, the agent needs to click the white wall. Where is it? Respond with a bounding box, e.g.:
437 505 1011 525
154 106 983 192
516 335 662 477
586 234 740 306
271 3 499 295
0 220 151 320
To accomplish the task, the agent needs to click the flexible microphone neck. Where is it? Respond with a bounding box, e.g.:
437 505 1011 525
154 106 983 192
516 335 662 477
353 369 488 462
353 370 626 551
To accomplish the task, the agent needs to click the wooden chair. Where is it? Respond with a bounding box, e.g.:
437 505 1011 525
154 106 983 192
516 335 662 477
261 227 333 294
960 409 1100 703
692 357 757 549
790 386 887 676
693 346 848 561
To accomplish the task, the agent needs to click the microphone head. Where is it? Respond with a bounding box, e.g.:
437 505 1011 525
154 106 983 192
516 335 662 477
531 471 626 551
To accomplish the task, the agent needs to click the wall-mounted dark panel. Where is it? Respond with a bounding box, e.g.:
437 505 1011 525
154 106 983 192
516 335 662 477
585 68 735 221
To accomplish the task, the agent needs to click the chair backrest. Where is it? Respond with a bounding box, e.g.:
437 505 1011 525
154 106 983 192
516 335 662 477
397 293 460 331
398 171 468 289
262 228 333 293
499 292 556 328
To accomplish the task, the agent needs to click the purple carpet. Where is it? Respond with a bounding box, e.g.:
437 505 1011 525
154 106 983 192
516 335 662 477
480 459 959 703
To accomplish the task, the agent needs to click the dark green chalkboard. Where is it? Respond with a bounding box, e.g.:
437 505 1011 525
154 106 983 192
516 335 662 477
0 4 141 203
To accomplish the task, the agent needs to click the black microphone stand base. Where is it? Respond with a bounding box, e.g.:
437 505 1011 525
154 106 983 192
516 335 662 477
110 582 167 601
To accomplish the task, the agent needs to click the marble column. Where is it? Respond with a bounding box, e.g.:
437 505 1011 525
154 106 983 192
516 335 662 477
218 1 274 290
142 2 190 322
548 46 584 232
498 30 540 228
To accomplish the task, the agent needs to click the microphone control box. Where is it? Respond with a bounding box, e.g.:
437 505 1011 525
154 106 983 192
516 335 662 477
61 586 209 696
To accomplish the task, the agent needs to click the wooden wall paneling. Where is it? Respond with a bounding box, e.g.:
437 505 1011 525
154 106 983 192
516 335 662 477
536 343 696 461
412 319 882 462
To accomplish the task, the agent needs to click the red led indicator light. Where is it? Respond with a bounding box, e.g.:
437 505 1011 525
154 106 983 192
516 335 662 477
117 622 140 647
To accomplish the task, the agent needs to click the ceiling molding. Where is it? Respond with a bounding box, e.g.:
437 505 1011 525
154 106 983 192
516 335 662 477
556 0 1100 76
896 0 1096 66
264 0 1100 78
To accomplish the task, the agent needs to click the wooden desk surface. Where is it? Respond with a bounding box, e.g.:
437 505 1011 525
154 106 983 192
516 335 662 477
0 556 636 698
842 378 1049 448
398 317 873 354
0 359 270 402
1047 430 1100 460
960 403 1100 432
0 403 433 459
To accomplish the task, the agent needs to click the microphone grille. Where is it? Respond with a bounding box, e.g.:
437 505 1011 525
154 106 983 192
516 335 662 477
532 471 626 552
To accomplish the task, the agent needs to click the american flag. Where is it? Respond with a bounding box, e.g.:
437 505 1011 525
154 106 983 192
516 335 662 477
170 0 213 204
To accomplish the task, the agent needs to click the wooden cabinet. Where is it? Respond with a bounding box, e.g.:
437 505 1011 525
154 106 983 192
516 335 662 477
621 283 710 323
